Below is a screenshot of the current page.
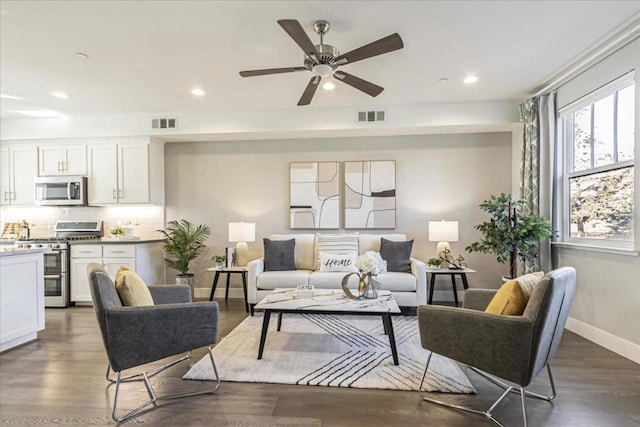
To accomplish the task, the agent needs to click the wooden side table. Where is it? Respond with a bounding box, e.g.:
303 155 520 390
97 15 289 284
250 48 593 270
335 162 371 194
206 266 249 313
426 267 476 306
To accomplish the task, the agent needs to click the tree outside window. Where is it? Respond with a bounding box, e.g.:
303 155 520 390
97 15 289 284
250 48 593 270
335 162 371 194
563 80 635 244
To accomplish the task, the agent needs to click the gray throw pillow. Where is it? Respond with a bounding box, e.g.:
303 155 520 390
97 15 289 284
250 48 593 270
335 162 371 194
379 238 413 273
263 238 296 271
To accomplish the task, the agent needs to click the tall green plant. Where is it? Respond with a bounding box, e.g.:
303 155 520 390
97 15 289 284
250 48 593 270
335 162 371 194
465 193 555 279
158 219 210 276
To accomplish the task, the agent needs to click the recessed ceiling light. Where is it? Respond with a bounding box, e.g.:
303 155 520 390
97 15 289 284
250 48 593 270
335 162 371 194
438 77 449 84
322 81 336 91
16 109 65 118
463 75 479 84
191 88 205 96
51 91 69 99
75 52 89 59
0 93 23 100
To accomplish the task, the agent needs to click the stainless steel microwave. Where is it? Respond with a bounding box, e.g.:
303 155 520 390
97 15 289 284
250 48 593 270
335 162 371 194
34 176 87 206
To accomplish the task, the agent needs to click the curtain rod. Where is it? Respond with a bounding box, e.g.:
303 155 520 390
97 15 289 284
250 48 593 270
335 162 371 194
532 18 640 97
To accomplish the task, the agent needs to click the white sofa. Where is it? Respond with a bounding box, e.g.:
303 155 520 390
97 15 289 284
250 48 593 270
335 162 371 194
247 233 427 313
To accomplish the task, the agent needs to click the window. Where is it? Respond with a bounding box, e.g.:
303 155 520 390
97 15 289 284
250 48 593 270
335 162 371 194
560 75 635 247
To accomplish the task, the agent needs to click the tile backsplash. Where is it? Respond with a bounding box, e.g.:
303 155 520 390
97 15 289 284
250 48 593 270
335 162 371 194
0 205 165 239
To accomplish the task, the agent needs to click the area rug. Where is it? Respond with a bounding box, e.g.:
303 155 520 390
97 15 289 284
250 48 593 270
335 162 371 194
184 313 475 393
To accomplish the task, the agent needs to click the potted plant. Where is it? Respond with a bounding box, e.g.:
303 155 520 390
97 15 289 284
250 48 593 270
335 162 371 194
211 254 226 268
427 258 443 269
465 193 555 279
158 219 211 287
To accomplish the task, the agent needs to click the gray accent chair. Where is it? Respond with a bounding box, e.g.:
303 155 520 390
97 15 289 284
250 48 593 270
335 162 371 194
87 263 221 422
417 267 576 427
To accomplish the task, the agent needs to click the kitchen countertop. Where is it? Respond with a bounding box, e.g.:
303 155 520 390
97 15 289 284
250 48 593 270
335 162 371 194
0 247 51 257
69 238 164 244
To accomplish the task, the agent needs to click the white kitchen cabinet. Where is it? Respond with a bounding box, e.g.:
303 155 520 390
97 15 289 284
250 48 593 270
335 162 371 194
70 241 165 303
103 258 136 277
70 257 102 303
0 145 38 206
87 144 118 205
87 141 163 205
39 144 87 176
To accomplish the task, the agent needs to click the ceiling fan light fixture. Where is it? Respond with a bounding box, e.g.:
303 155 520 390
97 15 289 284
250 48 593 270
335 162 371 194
312 63 333 77
463 75 479 84
322 81 336 91
51 91 69 99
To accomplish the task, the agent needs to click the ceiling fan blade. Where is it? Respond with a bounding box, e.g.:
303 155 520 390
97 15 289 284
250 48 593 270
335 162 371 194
298 76 321 106
334 71 384 97
334 33 403 65
239 66 307 77
278 19 319 62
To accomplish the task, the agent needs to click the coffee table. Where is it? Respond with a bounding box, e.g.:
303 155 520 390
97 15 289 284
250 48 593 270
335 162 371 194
253 288 401 365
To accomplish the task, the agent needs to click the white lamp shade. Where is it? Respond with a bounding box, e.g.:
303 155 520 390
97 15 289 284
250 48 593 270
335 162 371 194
428 220 459 242
228 222 255 243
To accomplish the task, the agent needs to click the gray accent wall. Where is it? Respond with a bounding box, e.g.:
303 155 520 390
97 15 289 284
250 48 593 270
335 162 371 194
164 132 513 295
554 39 640 355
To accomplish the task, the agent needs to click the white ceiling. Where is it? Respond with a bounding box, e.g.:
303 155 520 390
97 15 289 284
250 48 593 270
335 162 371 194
1 0 639 120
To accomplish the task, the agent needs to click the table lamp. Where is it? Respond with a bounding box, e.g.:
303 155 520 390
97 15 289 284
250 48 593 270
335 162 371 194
229 222 255 267
428 220 459 258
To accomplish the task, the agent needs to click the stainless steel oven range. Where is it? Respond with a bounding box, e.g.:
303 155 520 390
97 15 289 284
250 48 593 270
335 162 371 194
15 220 102 307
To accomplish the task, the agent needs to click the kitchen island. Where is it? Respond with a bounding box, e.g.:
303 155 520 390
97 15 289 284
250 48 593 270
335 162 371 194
0 248 47 352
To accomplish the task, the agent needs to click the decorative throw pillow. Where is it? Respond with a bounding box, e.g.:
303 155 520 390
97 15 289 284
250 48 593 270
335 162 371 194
318 252 359 272
315 233 359 270
115 266 154 306
485 280 528 315
263 238 296 271
516 271 544 298
379 238 413 272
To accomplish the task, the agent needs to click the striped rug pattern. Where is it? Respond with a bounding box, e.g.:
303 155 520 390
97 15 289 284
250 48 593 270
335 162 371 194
184 313 475 393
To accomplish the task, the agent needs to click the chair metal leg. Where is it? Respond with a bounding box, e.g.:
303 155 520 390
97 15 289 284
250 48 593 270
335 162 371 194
418 352 507 426
520 387 528 427
470 363 557 401
106 351 193 383
110 346 220 422
418 354 557 427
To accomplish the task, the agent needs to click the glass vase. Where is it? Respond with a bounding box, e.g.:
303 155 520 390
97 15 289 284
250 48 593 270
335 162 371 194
360 273 379 299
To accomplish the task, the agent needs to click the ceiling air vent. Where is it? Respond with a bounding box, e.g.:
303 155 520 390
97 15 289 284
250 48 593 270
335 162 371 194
357 110 386 123
151 117 178 129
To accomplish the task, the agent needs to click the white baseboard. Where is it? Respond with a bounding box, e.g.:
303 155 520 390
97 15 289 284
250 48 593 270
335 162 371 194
565 316 640 364
194 287 244 300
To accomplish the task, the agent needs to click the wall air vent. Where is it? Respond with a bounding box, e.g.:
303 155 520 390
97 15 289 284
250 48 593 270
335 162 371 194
151 117 178 129
357 110 386 123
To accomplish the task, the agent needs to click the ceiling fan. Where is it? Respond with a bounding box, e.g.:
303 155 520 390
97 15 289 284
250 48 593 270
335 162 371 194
239 19 404 106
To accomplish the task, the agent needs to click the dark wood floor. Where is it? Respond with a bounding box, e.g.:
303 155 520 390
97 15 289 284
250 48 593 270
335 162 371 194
1 299 639 426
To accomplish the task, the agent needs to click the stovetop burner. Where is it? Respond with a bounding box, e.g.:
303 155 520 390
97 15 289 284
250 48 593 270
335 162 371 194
16 235 101 243
15 220 103 246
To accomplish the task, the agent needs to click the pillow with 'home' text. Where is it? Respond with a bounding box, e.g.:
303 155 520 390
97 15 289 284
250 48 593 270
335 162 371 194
318 252 359 273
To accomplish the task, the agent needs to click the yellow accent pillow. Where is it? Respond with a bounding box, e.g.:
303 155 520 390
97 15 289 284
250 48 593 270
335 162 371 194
115 266 154 306
485 280 528 315
516 271 544 298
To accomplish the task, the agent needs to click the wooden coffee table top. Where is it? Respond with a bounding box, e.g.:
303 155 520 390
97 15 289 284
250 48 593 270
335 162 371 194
254 289 401 313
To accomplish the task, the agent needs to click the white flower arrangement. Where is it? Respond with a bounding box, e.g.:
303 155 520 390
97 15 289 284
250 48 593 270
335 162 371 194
355 251 387 276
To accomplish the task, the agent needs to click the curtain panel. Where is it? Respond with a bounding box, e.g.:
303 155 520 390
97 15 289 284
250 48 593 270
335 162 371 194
519 92 557 273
